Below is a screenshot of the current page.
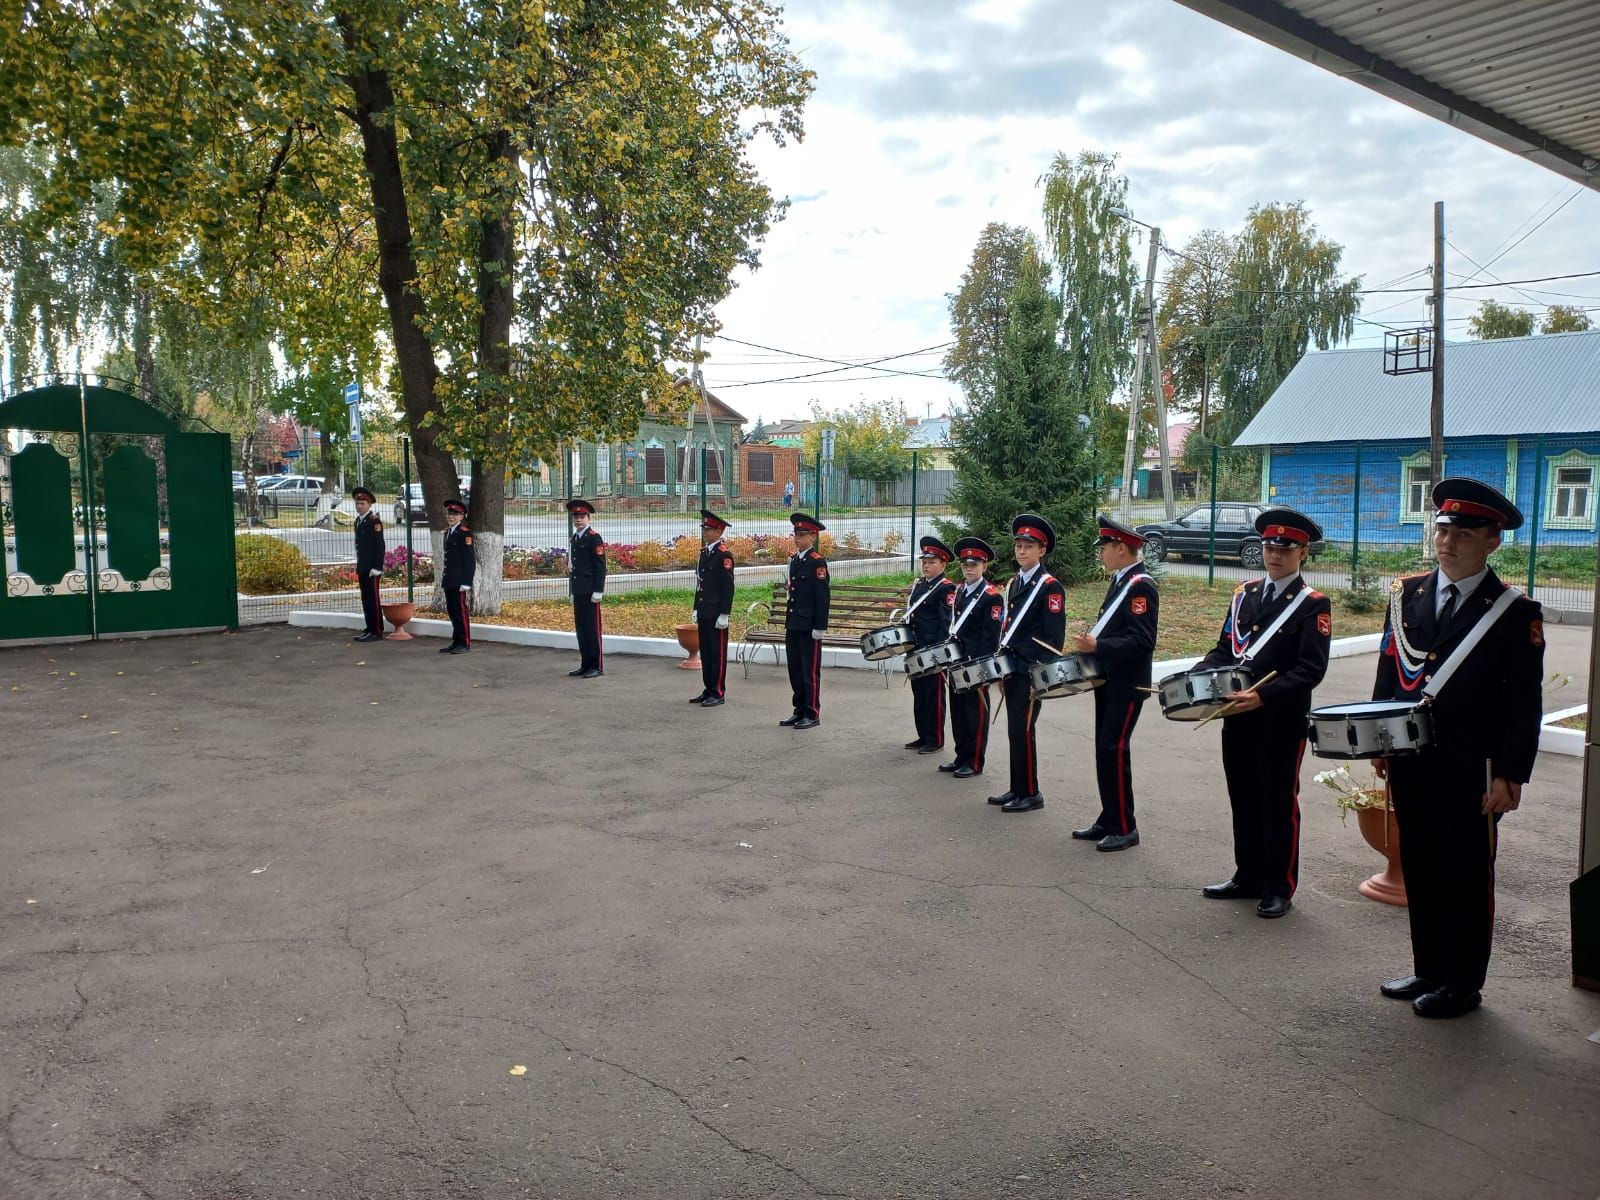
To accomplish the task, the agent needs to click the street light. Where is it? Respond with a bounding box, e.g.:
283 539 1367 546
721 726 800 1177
1110 209 1177 522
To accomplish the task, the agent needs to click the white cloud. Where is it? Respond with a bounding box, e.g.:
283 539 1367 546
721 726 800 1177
699 0 1600 422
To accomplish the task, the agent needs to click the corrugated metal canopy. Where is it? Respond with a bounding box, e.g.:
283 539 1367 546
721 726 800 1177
1234 329 1600 445
1174 0 1600 191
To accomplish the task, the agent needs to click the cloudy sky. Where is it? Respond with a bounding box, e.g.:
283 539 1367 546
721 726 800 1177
694 0 1600 425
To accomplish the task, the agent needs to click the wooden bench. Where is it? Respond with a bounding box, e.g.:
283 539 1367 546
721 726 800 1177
736 580 910 687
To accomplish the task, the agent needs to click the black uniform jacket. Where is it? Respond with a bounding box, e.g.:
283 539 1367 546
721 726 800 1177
1200 575 1332 714
354 510 386 575
950 581 1004 661
785 548 831 632
694 540 736 619
1001 569 1067 667
1093 566 1159 701
1373 569 1544 782
906 576 956 648
569 526 607 596
442 523 476 590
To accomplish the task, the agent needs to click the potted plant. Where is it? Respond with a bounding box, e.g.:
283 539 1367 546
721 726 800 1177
674 623 701 670
1314 766 1406 906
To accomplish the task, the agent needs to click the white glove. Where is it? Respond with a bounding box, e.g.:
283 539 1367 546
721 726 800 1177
591 592 603 604
368 569 381 577
690 610 698 622
811 629 824 640
716 614 728 629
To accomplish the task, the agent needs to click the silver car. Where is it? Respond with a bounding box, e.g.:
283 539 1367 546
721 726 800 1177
257 475 327 508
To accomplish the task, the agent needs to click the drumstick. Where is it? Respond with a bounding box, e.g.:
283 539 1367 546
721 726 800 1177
1137 685 1162 694
1032 636 1066 656
1193 671 1279 731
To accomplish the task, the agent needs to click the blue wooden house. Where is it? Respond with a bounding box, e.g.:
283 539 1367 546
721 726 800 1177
1233 330 1600 547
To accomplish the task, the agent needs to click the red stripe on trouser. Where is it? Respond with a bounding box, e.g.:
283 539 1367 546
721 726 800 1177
461 594 471 646
1486 814 1498 952
933 678 945 747
974 688 988 771
596 604 604 668
1024 694 1037 794
716 628 728 695
1114 702 1136 831
1285 738 1306 896
809 639 821 715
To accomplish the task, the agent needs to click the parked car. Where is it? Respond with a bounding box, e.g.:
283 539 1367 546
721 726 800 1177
394 482 469 525
1135 502 1324 568
250 475 326 508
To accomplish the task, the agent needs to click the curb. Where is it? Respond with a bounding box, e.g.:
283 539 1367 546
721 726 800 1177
1540 704 1588 758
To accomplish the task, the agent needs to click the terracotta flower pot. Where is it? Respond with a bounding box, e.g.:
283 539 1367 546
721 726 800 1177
1355 804 1407 906
381 601 416 642
674 622 701 670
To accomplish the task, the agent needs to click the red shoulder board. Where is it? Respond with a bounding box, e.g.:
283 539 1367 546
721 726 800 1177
1047 593 1063 613
1130 596 1148 615
1317 612 1331 636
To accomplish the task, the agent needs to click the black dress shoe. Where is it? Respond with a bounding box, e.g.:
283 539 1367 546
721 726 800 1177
353 631 379 642
953 766 978 779
793 716 819 730
1413 985 1482 1019
439 644 456 654
1380 975 1435 1000
1000 793 1044 813
1202 879 1262 900
1256 895 1292 919
1096 830 1140 852
700 696 725 707
446 644 469 655
917 744 942 755
779 715 802 727
904 739 926 750
688 692 710 703
580 668 602 678
1070 823 1107 840
987 791 1016 806
937 761 961 773
568 668 587 677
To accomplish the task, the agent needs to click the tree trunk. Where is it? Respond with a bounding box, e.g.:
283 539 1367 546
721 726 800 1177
131 284 157 403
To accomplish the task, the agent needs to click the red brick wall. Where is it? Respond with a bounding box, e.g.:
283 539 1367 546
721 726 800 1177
738 445 801 501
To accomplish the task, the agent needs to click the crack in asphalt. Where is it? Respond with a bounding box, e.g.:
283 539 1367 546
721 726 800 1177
340 908 425 1140
4 1069 156 1200
64 971 88 1035
12 933 346 961
448 1012 852 1199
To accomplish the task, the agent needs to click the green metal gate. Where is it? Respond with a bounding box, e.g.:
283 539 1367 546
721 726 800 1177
1 378 237 643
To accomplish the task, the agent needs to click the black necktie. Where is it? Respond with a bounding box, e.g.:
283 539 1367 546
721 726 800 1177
1439 583 1458 626
1263 583 1276 606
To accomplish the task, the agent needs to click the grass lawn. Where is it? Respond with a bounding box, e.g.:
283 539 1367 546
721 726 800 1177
1557 713 1588 731
446 572 1388 659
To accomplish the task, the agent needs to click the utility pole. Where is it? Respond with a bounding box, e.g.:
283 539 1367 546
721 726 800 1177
1426 201 1445 561
682 332 718 512
1119 226 1161 521
1148 257 1176 520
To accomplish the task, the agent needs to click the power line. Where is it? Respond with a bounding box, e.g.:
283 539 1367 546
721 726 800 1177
706 335 953 387
1453 186 1584 286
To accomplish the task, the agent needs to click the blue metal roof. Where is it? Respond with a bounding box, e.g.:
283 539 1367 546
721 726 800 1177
1234 330 1600 446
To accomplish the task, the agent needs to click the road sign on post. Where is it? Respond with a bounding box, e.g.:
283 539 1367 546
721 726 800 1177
343 381 362 443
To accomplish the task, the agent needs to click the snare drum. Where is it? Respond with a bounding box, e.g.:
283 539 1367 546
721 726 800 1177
948 651 1018 693
1028 653 1104 699
1157 665 1255 721
1307 701 1434 760
903 641 962 678
860 623 915 661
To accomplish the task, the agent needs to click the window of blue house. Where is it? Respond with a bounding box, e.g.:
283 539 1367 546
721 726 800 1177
1398 450 1445 524
1545 449 1597 530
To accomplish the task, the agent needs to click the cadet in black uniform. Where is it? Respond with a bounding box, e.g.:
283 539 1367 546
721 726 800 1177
1071 515 1158 851
940 536 1003 780
988 514 1067 813
1372 478 1544 1019
440 498 475 654
904 535 956 754
690 509 736 707
567 498 606 678
1198 507 1332 917
780 512 830 730
352 485 386 642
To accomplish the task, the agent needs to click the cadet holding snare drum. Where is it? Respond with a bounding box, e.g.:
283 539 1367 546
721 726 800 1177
939 537 1004 780
904 536 957 754
1195 508 1332 918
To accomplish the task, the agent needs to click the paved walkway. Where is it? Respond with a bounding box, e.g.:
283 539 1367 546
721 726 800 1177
2 626 1596 1198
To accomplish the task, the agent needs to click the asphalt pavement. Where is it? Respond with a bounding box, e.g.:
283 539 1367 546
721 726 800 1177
2 625 1596 1199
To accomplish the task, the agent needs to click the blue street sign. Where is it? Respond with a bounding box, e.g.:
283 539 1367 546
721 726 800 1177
344 380 362 443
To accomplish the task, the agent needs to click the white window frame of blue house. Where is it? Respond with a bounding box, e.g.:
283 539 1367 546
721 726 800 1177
1544 448 1598 530
1398 449 1446 524
595 442 611 494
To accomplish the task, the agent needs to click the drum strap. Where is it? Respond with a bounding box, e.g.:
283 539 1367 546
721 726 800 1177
1088 572 1143 638
1000 573 1056 647
903 579 947 620
1238 587 1311 664
949 586 989 638
1420 587 1522 701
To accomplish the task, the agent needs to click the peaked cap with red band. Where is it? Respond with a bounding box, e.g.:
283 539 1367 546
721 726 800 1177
1093 513 1144 550
565 498 596 516
700 508 729 531
790 511 826 534
918 535 953 563
1011 512 1056 553
1432 477 1522 530
351 485 376 503
953 536 993 563
443 498 467 514
1255 506 1322 546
